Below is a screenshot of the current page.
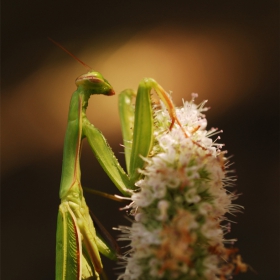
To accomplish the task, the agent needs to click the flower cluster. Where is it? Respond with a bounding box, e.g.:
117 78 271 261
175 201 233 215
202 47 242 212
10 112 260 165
117 94 247 279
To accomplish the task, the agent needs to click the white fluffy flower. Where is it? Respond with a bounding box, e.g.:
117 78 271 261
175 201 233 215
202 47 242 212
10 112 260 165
117 95 246 279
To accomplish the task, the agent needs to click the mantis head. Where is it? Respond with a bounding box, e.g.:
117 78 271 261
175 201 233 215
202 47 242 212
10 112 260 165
76 71 115 96
47 38 115 96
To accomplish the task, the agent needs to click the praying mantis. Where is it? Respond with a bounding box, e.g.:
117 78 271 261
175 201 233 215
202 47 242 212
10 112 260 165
54 40 186 280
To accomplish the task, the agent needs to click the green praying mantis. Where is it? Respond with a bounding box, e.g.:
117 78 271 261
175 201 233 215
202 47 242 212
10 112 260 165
54 39 187 280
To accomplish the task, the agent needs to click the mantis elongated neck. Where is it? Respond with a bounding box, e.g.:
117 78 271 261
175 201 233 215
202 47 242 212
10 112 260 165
59 79 114 199
59 88 84 199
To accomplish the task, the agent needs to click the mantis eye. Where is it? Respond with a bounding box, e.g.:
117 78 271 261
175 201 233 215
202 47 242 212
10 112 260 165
87 76 103 83
75 74 102 85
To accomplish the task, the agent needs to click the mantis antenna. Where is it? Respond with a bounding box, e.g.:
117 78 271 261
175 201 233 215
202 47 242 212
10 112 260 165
48 37 92 71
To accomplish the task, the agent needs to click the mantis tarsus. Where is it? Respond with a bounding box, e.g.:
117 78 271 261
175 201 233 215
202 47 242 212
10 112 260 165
54 40 185 280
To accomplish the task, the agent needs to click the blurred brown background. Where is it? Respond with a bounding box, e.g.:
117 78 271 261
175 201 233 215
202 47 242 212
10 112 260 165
1 0 279 279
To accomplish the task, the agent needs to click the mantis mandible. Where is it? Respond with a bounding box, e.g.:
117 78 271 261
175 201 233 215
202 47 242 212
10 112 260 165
53 39 185 280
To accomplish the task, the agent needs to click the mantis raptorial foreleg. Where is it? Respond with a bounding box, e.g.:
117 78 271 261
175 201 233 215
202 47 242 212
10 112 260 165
84 77 184 187
82 118 133 194
118 78 187 183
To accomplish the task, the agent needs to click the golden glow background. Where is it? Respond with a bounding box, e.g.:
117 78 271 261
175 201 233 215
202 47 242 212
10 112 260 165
2 1 279 279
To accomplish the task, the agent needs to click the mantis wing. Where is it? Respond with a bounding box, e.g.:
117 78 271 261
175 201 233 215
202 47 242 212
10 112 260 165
56 198 115 280
56 203 83 280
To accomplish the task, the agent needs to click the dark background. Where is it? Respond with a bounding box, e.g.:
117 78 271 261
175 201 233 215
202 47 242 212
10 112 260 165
1 1 279 279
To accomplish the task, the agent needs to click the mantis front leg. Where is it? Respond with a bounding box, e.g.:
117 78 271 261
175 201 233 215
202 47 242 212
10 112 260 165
119 78 187 183
82 78 183 192
85 77 184 188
